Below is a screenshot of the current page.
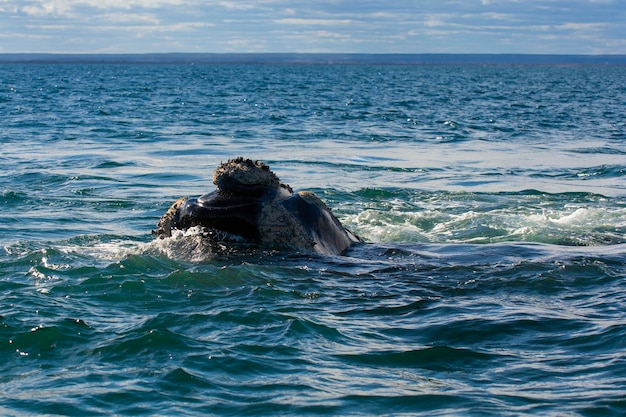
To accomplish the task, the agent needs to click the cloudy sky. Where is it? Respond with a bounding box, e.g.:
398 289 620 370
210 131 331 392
1 0 624 54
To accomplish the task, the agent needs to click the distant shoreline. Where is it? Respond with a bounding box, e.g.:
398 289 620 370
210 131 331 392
1 53 625 65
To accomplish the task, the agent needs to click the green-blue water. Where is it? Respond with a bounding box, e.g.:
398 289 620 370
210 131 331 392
1 62 625 416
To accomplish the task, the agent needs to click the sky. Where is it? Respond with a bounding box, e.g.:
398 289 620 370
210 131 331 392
0 0 624 54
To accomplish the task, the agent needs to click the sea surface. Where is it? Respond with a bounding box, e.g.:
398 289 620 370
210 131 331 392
1 61 625 416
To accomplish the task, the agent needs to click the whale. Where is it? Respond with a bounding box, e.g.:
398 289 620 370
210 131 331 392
154 158 362 255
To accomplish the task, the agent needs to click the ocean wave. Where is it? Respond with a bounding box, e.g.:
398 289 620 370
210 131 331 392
344 189 626 246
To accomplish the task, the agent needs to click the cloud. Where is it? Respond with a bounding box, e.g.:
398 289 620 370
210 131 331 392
274 18 353 26
217 1 258 11
557 22 607 31
93 21 212 33
102 12 160 25
1 0 625 53
21 0 73 17
19 0 196 16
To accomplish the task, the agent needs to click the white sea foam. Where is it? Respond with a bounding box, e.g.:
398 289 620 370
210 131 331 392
346 202 626 246
140 227 250 262
54 238 143 262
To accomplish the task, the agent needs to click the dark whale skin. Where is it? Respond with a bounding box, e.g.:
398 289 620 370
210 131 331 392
154 158 361 255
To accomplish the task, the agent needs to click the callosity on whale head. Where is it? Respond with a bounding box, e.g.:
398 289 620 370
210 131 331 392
153 157 362 255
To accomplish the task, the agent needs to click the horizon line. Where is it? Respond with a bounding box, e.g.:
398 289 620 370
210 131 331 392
1 52 625 65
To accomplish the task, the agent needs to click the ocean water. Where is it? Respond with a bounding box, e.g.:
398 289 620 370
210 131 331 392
1 61 625 416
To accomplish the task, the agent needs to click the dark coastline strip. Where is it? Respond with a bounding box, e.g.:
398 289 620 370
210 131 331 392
1 53 626 65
